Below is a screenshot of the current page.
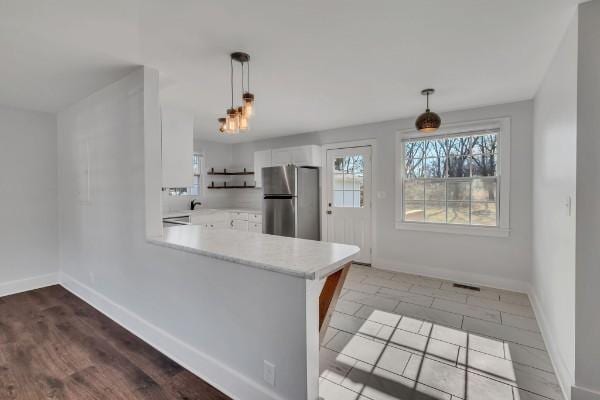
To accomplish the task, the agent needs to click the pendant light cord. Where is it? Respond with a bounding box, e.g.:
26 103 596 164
230 57 234 108
426 92 429 110
241 62 245 94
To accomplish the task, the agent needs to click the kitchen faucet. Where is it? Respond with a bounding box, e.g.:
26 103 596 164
190 199 202 210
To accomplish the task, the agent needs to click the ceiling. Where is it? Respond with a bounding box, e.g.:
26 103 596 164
0 0 581 143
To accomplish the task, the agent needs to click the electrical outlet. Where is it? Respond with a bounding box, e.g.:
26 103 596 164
263 360 276 386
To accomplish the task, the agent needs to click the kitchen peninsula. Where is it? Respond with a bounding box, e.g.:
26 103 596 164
150 223 359 399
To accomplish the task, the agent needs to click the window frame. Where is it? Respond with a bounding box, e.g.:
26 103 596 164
167 152 203 197
395 117 511 237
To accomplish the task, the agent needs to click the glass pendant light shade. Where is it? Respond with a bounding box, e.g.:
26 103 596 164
242 92 255 117
415 89 441 133
238 106 249 131
218 118 226 133
226 108 239 133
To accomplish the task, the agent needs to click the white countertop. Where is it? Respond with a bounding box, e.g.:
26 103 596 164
149 225 359 280
163 208 261 219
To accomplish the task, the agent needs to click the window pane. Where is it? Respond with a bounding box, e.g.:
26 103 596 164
334 190 344 207
354 174 363 190
334 157 345 172
404 181 424 200
405 141 424 159
447 136 472 156
471 155 497 176
405 158 423 178
472 134 497 155
471 178 497 201
333 173 344 190
471 202 497 226
404 201 424 222
425 181 445 201
424 139 447 158
425 202 446 223
354 191 362 207
402 131 501 228
343 191 354 207
447 181 470 201
343 174 354 190
448 156 470 177
447 201 470 224
424 156 447 178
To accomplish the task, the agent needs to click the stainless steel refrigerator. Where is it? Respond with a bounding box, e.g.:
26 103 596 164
262 165 320 240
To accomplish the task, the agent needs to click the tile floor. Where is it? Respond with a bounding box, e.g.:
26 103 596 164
319 265 563 400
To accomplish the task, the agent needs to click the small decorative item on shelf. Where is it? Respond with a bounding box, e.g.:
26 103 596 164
211 167 214 174
211 181 214 187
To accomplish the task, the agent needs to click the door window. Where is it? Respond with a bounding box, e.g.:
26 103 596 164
333 155 364 208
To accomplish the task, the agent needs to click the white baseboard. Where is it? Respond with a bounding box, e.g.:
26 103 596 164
0 272 59 297
572 386 600 400
571 386 600 400
529 286 574 400
372 258 529 293
59 272 286 400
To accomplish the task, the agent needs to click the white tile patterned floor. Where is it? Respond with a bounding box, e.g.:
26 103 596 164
319 265 563 400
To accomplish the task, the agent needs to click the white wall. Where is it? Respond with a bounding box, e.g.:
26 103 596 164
531 11 578 398
58 68 313 400
0 105 58 295
574 1 600 399
232 101 534 291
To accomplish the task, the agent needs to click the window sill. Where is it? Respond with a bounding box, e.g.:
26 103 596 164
395 221 510 237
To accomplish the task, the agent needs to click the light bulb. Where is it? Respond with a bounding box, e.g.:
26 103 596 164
238 106 249 131
242 92 255 117
218 118 226 133
226 108 239 133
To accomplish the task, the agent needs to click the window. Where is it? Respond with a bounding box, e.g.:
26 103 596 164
167 153 203 196
333 155 365 207
396 118 510 236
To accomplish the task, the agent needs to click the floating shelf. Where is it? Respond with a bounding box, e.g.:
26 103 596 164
207 168 254 176
207 185 256 189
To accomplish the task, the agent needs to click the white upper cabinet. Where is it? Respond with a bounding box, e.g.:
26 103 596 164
253 145 321 187
253 150 272 188
161 107 194 188
271 145 321 167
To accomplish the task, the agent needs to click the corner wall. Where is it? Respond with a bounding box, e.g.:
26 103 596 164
0 105 58 295
57 68 313 400
531 11 578 398
574 1 600 398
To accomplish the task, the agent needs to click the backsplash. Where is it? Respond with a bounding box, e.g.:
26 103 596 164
229 188 262 210
161 187 261 213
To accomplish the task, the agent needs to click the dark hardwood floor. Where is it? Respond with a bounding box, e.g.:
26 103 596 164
0 285 231 400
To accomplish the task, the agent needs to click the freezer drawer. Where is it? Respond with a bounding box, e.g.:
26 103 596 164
263 196 296 237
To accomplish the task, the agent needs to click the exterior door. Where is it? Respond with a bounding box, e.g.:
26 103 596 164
325 146 372 264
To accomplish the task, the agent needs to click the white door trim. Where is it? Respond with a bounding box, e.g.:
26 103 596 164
320 139 377 264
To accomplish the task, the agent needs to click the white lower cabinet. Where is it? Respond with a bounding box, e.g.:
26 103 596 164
248 222 262 233
232 219 249 231
188 210 261 232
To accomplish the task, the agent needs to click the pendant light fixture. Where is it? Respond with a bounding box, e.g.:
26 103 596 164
415 88 441 133
219 52 255 134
